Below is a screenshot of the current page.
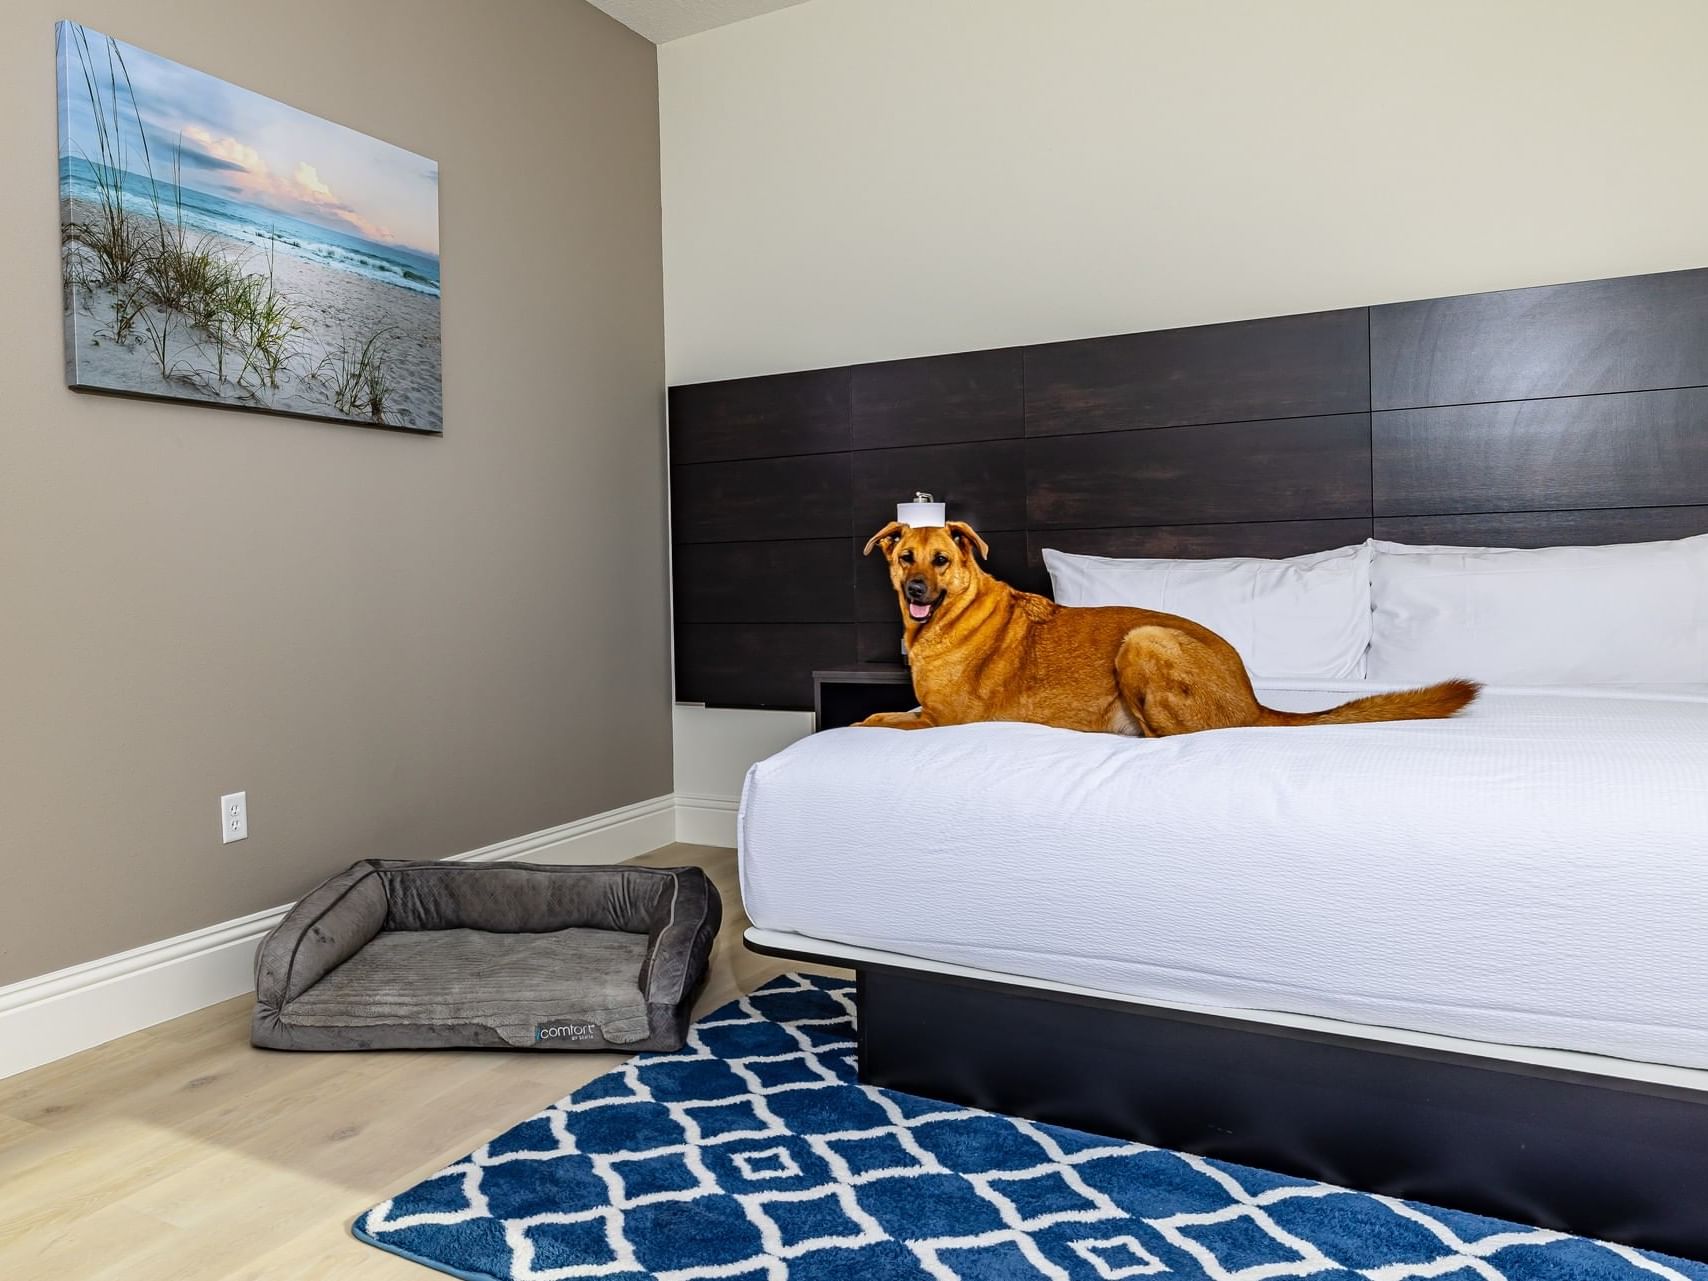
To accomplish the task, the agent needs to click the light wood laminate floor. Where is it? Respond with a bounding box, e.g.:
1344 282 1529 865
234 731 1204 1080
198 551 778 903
0 843 839 1280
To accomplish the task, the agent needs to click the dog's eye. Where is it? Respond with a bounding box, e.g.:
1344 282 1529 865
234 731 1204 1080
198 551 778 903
898 552 914 565
932 554 949 567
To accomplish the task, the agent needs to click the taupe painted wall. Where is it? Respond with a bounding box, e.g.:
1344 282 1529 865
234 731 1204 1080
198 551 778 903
0 0 670 985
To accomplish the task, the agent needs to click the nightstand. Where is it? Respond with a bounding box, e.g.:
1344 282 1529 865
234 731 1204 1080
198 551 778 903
812 664 918 732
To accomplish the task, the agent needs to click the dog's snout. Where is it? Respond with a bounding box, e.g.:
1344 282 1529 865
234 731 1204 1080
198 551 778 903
904 576 931 602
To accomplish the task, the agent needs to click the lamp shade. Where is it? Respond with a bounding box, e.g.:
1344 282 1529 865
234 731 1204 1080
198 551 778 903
897 492 945 526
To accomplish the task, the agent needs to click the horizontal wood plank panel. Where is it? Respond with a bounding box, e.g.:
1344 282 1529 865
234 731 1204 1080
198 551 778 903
671 454 851 543
1027 518 1373 570
672 539 855 623
1024 308 1368 437
856 529 1032 622
1027 415 1372 529
851 439 1026 536
856 622 905 664
668 367 851 464
1373 387 1708 515
1371 268 1708 410
852 349 1023 449
676 623 855 709
672 268 1708 709
1376 507 1708 549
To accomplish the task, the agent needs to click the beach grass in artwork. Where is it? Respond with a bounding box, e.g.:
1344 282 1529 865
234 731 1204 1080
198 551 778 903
56 22 441 431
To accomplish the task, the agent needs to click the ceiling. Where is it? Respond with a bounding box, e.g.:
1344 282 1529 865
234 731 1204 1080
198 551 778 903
585 0 812 44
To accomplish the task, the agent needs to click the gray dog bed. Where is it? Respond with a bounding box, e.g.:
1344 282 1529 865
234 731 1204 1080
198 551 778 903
251 860 720 1053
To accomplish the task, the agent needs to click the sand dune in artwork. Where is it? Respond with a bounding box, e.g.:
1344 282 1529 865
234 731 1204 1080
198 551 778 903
63 197 442 431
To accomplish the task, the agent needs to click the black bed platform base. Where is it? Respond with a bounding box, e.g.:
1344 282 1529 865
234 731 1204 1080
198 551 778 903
751 939 1708 1262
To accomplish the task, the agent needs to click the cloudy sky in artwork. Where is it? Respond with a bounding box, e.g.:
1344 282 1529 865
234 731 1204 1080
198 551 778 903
57 22 439 258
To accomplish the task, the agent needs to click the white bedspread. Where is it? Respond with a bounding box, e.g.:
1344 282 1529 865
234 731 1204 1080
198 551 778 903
738 684 1708 1069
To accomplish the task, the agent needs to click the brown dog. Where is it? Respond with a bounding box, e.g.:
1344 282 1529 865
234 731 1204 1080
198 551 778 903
858 521 1478 735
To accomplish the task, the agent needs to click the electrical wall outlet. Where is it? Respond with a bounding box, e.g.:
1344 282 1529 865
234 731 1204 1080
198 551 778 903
221 791 248 843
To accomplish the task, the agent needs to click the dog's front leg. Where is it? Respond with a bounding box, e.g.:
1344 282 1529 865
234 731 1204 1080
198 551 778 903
853 709 936 730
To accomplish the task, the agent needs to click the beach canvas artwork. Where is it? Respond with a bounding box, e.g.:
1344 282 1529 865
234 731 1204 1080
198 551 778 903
57 22 442 432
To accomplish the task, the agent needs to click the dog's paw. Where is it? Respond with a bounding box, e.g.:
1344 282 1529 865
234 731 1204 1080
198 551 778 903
853 710 930 730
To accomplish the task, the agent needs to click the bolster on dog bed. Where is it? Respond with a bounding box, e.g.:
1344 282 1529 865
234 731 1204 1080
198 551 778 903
251 860 720 1053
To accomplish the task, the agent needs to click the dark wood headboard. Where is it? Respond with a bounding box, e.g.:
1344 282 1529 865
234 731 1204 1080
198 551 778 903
669 267 1708 709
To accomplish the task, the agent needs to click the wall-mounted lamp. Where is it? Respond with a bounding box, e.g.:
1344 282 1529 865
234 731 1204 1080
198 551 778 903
896 491 945 526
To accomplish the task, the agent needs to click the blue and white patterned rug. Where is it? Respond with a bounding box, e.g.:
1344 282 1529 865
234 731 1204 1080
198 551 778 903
355 973 1707 1280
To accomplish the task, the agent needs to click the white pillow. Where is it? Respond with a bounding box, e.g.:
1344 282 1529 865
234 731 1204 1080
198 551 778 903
1042 543 1372 679
1368 534 1708 687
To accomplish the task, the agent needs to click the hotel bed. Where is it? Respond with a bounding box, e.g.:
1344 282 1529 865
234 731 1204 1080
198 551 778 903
742 680 1708 1072
682 267 1708 1259
738 679 1708 1257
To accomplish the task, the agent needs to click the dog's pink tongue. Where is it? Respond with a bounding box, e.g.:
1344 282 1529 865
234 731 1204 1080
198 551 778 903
908 602 931 620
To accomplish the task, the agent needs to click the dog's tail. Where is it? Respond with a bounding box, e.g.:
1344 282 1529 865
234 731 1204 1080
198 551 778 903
1256 679 1481 727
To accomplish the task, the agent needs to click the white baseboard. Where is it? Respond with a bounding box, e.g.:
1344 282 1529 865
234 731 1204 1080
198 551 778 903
0 906 294 1086
450 794 678 868
0 793 677 1082
675 792 740 848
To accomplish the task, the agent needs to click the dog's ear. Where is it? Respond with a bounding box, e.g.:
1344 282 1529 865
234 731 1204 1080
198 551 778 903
946 521 989 559
863 521 907 557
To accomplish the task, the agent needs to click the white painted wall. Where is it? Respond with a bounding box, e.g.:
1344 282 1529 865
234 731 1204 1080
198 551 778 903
674 705 813 846
661 0 1708 384
660 0 1708 804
